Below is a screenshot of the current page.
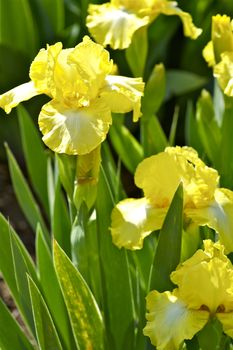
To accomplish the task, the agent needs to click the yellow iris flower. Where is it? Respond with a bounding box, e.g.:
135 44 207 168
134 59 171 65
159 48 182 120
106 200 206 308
0 36 144 155
110 146 233 251
144 240 233 349
203 15 233 97
86 0 202 50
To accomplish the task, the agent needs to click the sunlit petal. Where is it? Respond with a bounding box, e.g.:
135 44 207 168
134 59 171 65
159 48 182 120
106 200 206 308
186 188 233 253
217 312 233 338
0 81 39 114
110 197 167 249
38 98 112 155
203 41 216 67
29 42 63 96
214 52 233 96
143 290 209 349
101 75 144 121
87 3 149 49
150 0 202 39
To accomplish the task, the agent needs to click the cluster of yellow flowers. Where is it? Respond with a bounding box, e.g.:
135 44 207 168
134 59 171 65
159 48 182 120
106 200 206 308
1 3 233 349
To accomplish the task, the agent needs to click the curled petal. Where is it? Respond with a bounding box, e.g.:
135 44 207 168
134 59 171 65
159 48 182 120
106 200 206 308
101 75 144 121
150 1 202 39
143 290 209 350
38 98 112 155
214 52 233 96
0 81 39 114
86 3 149 50
110 197 167 250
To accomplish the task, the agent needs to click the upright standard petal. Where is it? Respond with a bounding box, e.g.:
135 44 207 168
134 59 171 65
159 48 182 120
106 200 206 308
86 3 149 50
150 0 202 39
143 290 209 350
29 42 63 96
38 98 112 155
172 257 233 313
101 75 144 121
212 14 233 63
68 36 113 100
134 152 181 207
135 146 218 208
0 81 39 114
110 197 167 249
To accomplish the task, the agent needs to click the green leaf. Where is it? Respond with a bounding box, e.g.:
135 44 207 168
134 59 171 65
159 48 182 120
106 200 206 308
17 105 49 216
142 63 166 115
54 240 105 350
28 276 63 350
109 122 143 174
52 179 71 257
5 144 49 240
166 70 207 99
0 214 37 325
0 297 34 350
36 225 75 350
0 0 38 56
146 116 168 154
10 229 37 337
56 153 76 200
218 97 233 188
150 183 183 292
36 0 64 34
126 27 148 77
96 168 135 350
185 100 204 156
102 141 125 203
196 90 221 164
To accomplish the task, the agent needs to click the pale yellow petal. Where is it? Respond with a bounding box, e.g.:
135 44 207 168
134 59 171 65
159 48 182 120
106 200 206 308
203 41 215 67
150 0 202 39
143 290 209 350
212 14 233 63
101 75 144 121
0 81 39 114
29 42 63 96
214 52 233 96
68 36 113 100
86 3 149 50
171 241 233 313
134 152 182 207
38 98 112 155
110 197 167 250
186 188 233 253
217 312 233 338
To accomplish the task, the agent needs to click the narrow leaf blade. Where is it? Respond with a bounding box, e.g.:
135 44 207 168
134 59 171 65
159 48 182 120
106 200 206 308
150 183 183 292
28 276 63 350
54 240 105 350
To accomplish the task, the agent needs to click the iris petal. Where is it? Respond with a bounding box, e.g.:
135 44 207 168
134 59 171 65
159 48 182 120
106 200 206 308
38 98 112 155
0 81 39 114
143 290 209 350
87 3 149 50
110 197 167 249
